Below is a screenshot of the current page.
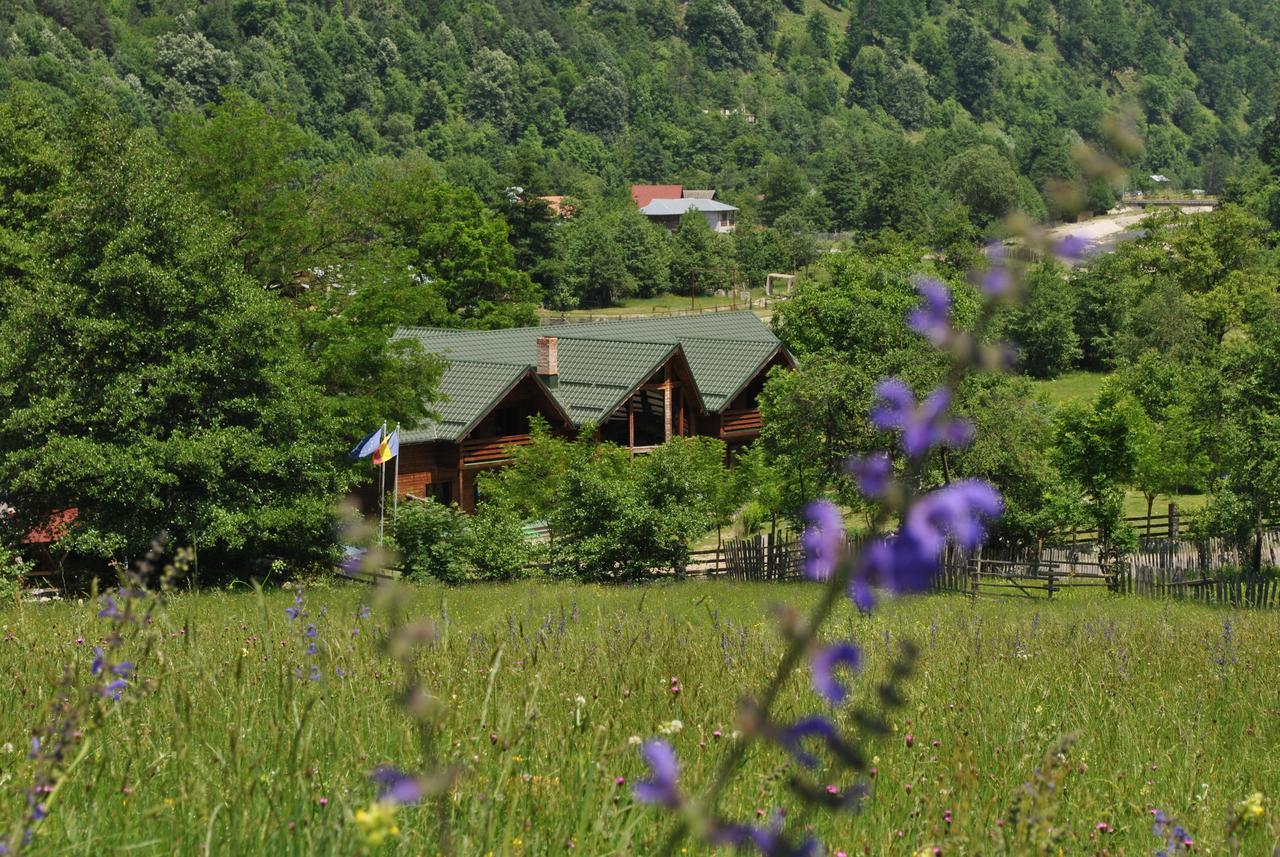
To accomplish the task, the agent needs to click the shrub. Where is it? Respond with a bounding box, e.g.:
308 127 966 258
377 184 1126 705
392 499 468 584
463 503 538 581
0 542 31 605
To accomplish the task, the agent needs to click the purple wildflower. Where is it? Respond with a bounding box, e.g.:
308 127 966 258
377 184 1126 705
633 740 680 807
306 642 318 656
90 647 104 676
101 679 127 700
906 278 952 346
1055 234 1087 261
778 717 845 769
981 266 1013 296
856 481 1002 596
358 605 371 619
906 480 1003 554
810 643 862 705
109 662 133 678
97 595 123 621
285 590 303 621
371 767 424 805
714 813 821 857
800 500 843 581
308 664 321 682
305 624 318 639
870 380 973 459
846 452 892 500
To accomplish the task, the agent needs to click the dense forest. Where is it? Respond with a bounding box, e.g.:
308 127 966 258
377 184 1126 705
6 0 1280 226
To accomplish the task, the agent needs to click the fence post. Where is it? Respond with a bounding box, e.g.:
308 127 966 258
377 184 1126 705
1168 502 1180 540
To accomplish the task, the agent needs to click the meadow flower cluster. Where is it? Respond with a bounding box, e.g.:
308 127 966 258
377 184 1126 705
629 243 1058 853
6 537 186 854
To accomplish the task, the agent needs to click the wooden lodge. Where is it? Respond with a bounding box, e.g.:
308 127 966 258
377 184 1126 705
391 312 794 511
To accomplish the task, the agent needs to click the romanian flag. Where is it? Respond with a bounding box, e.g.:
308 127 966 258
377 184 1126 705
349 426 383 460
373 427 399 466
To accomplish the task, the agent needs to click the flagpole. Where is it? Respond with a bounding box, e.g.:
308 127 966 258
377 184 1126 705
378 420 387 547
392 422 400 527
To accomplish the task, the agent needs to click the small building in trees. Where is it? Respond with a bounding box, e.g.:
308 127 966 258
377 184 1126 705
392 312 792 511
630 184 738 233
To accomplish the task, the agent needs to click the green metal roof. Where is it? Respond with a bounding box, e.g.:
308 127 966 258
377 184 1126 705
393 311 786 441
401 361 535 442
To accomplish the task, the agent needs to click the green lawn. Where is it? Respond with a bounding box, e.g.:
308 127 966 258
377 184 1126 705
2 581 1277 854
542 287 777 318
1033 370 1112 408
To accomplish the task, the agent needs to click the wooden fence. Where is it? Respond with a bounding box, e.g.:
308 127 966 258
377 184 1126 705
709 528 1280 608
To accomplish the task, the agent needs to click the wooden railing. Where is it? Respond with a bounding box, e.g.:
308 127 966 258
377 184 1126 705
720 408 762 437
461 434 531 468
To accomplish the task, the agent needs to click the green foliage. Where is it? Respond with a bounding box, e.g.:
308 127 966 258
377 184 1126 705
553 197 671 308
0 96 346 566
952 375 1089 546
1052 385 1141 541
392 498 469 585
0 541 32 605
669 210 733 296
943 145 1021 226
461 502 537 581
998 261 1081 379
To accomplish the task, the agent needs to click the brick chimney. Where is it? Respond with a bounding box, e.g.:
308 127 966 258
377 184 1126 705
536 336 558 387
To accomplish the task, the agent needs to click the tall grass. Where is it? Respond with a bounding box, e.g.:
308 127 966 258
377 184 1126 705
1 582 1276 854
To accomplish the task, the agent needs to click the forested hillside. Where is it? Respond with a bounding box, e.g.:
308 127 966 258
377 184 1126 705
4 0 1280 234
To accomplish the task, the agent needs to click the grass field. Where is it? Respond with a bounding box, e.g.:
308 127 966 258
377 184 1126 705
541 287 777 318
1 581 1277 855
1034 371 1112 408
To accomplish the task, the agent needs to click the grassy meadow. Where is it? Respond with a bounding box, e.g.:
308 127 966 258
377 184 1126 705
1 581 1277 855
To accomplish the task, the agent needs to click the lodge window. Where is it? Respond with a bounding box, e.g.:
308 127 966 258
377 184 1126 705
432 480 453 505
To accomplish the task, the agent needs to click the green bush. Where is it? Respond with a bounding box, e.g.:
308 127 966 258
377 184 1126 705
462 503 538 581
0 543 31 605
392 499 468 584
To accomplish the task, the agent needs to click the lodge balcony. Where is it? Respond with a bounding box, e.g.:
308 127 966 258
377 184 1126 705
461 433 531 469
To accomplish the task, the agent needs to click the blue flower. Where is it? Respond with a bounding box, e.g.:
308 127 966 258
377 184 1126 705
371 767 424 805
308 664 321 682
810 643 862 705
1055 234 1087 260
306 642 318 656
97 595 123 621
90 647 104 676
906 480 1003 554
109 661 133 678
713 812 820 857
856 481 1002 597
777 716 853 769
846 451 892 500
101 679 127 700
633 740 680 807
305 624 318 639
907 277 952 346
870 380 973 459
800 500 843 581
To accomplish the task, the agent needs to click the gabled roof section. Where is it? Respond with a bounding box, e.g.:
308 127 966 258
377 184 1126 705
401 361 568 443
678 338 784 412
631 184 683 207
393 311 784 436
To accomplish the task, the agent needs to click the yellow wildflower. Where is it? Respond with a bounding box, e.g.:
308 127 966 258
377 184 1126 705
354 801 401 847
1238 792 1265 821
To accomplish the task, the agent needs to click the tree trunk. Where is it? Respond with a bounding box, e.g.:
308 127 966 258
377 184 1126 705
1145 494 1155 536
